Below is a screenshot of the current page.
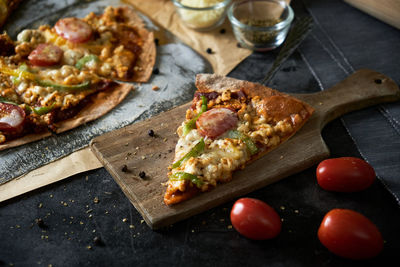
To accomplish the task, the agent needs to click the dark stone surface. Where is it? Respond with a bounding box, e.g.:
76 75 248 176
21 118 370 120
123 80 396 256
0 0 211 183
1 0 399 266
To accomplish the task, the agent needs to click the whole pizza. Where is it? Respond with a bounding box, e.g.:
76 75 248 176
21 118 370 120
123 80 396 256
0 6 156 150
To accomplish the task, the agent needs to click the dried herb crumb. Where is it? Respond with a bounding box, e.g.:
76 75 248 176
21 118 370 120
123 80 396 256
122 218 128 223
148 129 155 137
86 245 92 250
38 203 43 208
206 48 213 54
129 224 135 229
138 171 146 179
93 197 99 204
121 165 128 172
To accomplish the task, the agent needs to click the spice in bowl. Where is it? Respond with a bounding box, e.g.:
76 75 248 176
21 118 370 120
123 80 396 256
172 0 232 31
228 0 294 51
239 18 283 45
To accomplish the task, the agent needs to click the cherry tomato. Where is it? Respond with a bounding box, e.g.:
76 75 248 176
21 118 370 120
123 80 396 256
230 198 282 240
0 103 25 134
316 157 376 192
54 17 93 43
196 108 238 139
318 209 383 260
28 43 63 67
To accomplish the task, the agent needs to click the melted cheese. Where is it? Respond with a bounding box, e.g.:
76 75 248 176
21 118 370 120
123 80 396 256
172 129 249 191
169 96 300 193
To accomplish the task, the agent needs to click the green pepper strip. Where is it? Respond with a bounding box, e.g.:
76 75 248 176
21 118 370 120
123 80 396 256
0 65 91 92
171 138 205 169
0 96 18 105
182 95 207 136
36 80 91 92
169 172 204 188
75 55 99 70
228 130 259 155
32 103 55 115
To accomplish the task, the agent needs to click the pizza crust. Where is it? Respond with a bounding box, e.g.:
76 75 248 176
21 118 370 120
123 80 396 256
54 83 133 133
0 131 52 151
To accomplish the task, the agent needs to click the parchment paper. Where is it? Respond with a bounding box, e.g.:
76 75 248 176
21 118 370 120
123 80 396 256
0 0 254 201
126 0 252 75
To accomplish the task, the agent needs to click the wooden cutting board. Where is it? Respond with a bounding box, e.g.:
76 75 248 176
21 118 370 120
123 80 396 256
90 69 400 229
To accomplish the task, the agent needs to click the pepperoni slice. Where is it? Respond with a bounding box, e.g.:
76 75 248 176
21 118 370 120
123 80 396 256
0 103 25 134
54 17 93 43
196 108 238 139
28 43 63 66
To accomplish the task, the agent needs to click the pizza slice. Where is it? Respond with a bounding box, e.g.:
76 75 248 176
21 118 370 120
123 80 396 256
164 74 314 205
0 56 131 150
13 6 155 82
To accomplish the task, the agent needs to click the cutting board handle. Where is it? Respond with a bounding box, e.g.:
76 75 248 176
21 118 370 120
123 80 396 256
308 69 400 129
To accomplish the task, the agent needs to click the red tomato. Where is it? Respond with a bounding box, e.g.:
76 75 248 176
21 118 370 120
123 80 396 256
230 198 282 240
28 43 63 66
316 157 376 192
196 108 238 139
318 209 383 260
54 17 93 43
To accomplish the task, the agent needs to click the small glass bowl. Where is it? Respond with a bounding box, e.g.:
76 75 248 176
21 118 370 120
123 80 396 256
172 0 232 31
228 0 294 51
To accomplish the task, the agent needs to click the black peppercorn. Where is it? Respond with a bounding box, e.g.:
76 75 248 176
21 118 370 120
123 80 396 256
154 38 159 46
148 129 155 137
219 28 226 34
93 236 105 246
139 171 146 179
152 68 159 75
35 218 46 229
206 48 213 54
121 165 128 172
236 43 241 48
